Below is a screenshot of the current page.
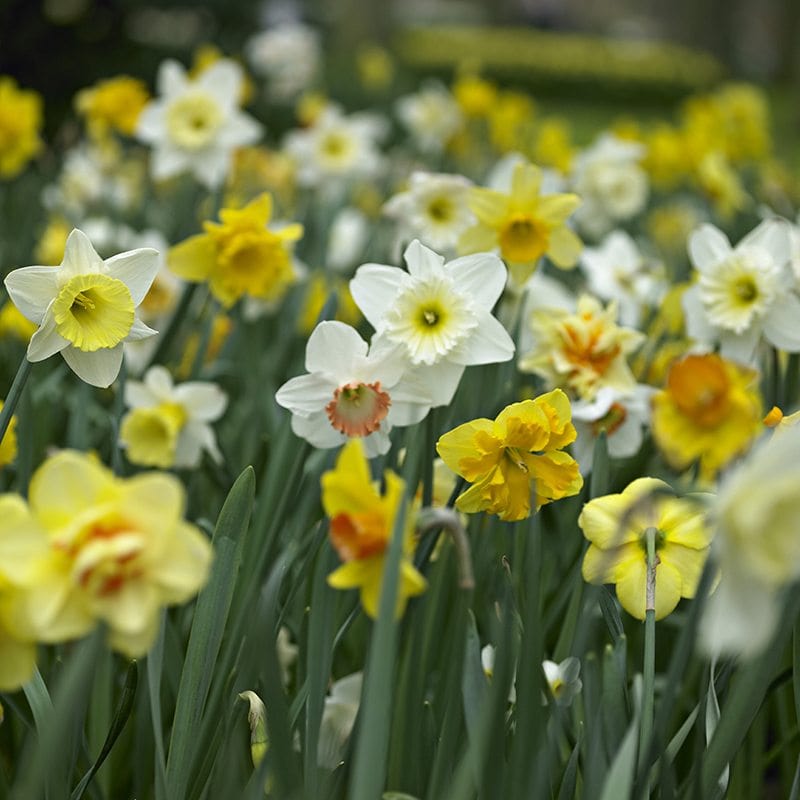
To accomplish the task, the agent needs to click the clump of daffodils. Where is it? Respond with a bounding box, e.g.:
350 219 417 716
168 193 302 308
437 390 583 522
119 365 227 468
0 77 43 179
4 228 160 387
580 478 712 620
0 450 212 664
321 439 426 618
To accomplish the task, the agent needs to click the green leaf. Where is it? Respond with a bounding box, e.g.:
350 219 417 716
599 675 641 800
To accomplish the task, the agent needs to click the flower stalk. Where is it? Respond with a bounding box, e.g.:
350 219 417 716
639 525 658 772
0 355 32 444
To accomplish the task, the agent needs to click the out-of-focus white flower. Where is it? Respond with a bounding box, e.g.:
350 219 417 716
275 320 432 457
350 240 514 406
283 104 386 188
120 365 228 468
571 385 653 474
276 626 298 687
580 230 665 327
396 81 462 153
542 657 582 707
4 228 159 387
383 171 475 253
136 59 262 189
246 23 321 100
481 644 517 703
318 672 362 769
683 219 800 363
326 207 369 273
572 134 649 239
701 424 800 659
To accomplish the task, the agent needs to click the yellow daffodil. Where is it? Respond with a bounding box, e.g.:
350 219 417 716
75 76 150 138
322 439 426 618
0 496 50 690
452 73 497 118
11 450 213 657
0 77 43 179
651 353 762 480
532 117 575 175
519 294 645 401
436 390 583 522
168 193 303 307
580 477 711 620
459 162 582 285
0 304 37 342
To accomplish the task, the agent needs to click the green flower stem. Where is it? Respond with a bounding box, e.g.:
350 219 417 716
189 295 217 379
638 526 658 773
145 283 198 369
422 408 436 507
0 355 32 445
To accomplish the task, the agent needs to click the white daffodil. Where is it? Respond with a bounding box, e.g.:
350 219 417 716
580 230 665 327
542 657 582 707
683 219 800 363
572 134 649 239
4 228 159 387
326 207 369 274
350 240 514 406
283 104 386 188
275 321 432 457
119 365 227 468
245 23 321 100
395 81 463 154
136 59 262 189
317 672 362 769
383 172 475 254
571 385 654 474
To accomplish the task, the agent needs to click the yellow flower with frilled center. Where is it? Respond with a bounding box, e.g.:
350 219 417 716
436 390 583 522
119 402 188 468
168 193 303 307
520 295 645 401
0 77 43 179
75 76 150 138
10 450 212 657
460 162 582 285
322 439 426 619
580 478 711 620
0 401 17 468
651 353 762 481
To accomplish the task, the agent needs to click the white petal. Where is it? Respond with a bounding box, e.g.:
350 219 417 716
763 294 800 352
125 318 158 342
403 239 445 279
27 311 69 361
443 252 507 311
607 414 644 458
197 60 243 108
448 311 514 366
61 344 124 388
291 411 346 448
158 60 188 98
718 328 760 364
571 387 616 421
739 219 791 267
275 373 337 415
61 229 104 276
361 426 392 457
151 145 190 181
105 248 161 305
174 382 228 421
191 147 230 190
173 421 215 467
681 285 716 345
217 112 263 148
4 266 60 323
688 225 732 273
143 365 174 398
124 380 158 409
406 361 465 406
349 265 407 330
135 102 165 142
305 321 367 376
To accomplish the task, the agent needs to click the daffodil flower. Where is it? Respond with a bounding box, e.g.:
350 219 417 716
580 477 712 620
436 390 583 522
4 228 160 387
322 439 426 618
350 240 514 406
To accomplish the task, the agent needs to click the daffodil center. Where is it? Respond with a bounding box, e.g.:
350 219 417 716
166 91 223 150
52 273 135 352
326 381 391 437
734 276 758 302
120 402 187 468
668 354 731 427
590 402 628 437
499 214 549 263
427 197 453 223
319 131 354 165
329 510 388 561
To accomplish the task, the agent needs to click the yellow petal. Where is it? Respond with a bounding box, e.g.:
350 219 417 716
167 233 216 282
468 188 511 227
0 624 37 691
536 193 581 223
582 541 642 585
436 419 497 481
546 226 583 269
659 542 709 599
509 163 543 206
321 440 379 518
526 451 583 502
458 224 499 256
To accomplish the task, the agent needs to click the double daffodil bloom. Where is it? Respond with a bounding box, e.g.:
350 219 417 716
4 229 160 387
436 390 583 522
322 439 426 618
580 477 712 620
168 193 302 307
